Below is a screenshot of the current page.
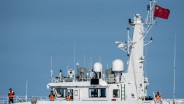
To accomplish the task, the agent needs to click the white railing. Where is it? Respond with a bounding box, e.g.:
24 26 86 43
173 99 184 104
0 96 48 104
0 96 8 104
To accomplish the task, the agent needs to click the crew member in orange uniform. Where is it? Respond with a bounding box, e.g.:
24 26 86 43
8 88 15 104
155 92 162 101
66 92 71 101
49 91 55 101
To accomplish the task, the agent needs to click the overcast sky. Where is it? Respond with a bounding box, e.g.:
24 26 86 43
0 0 184 99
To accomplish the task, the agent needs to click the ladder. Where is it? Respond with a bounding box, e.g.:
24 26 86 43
121 84 125 101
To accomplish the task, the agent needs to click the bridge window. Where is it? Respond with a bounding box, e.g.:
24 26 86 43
54 88 67 98
89 88 106 98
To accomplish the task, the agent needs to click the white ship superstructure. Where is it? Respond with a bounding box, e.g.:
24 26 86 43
45 13 148 103
1 0 183 104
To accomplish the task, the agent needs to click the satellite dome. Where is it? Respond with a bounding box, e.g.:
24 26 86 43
112 59 124 72
94 62 102 72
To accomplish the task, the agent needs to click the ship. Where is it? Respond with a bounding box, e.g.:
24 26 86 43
1 0 184 104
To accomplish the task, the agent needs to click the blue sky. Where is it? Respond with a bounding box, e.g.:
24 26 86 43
0 0 184 99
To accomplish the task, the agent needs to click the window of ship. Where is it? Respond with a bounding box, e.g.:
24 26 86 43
113 89 119 98
89 88 106 98
54 88 67 98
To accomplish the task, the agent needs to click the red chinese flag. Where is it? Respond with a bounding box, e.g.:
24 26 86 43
154 5 170 19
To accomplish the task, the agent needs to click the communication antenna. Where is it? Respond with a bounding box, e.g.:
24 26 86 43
50 56 53 82
83 54 86 67
173 34 176 103
25 80 28 101
67 65 69 77
90 46 93 71
88 46 92 78
74 41 76 72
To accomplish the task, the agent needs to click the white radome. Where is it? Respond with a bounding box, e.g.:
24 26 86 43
112 59 124 72
93 62 102 72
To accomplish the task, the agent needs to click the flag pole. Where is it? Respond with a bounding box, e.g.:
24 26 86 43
143 0 156 39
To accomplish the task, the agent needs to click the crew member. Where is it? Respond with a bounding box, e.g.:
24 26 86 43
155 92 161 101
8 88 15 104
66 92 71 101
49 91 55 101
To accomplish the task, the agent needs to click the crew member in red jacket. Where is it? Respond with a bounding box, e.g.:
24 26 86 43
49 91 55 101
8 88 15 104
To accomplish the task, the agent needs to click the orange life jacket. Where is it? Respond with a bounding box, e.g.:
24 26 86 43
66 95 71 101
49 94 55 101
8 91 14 98
156 95 161 101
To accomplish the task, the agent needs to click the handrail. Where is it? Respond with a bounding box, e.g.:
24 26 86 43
0 96 8 104
0 95 48 103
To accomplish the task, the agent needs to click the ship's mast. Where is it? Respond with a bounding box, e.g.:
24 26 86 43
116 0 156 99
127 0 156 98
127 14 145 99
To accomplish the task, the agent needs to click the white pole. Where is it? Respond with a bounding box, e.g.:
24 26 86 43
83 54 85 67
73 41 76 74
73 41 76 81
127 28 130 55
51 56 53 82
173 34 176 100
150 0 152 24
90 47 93 70
67 65 69 77
25 80 28 101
